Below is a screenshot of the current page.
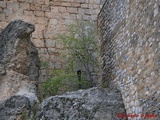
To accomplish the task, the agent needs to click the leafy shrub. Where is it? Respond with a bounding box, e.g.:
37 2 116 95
38 20 99 100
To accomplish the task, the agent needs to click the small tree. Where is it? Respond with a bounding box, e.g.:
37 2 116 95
58 20 99 87
39 20 99 99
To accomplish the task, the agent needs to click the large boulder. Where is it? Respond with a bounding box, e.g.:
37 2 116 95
0 95 31 120
36 87 126 120
0 20 40 103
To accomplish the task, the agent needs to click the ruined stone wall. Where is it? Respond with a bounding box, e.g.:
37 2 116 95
98 0 160 119
0 0 104 81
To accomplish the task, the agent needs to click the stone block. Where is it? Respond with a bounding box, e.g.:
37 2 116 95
44 0 49 5
45 12 61 19
17 0 25 2
61 2 72 7
38 48 47 54
100 5 103 9
44 31 54 39
94 0 101 4
49 19 58 25
50 1 61 6
71 2 80 7
27 0 34 3
15 9 24 16
75 0 88 3
67 7 78 14
5 14 16 22
41 5 50 12
64 19 74 25
84 9 93 15
83 15 91 20
34 0 45 5
31 4 41 11
76 14 83 19
91 15 97 21
56 41 64 49
20 3 30 10
33 30 44 38
40 69 47 76
24 11 34 16
58 7 67 13
37 17 48 25
94 9 100 14
32 39 44 47
56 24 66 31
54 62 62 69
62 12 70 19
93 4 100 9
47 62 55 69
0 8 2 13
28 15 37 24
51 6 59 12
35 24 45 32
32 33 39 39
70 14 76 19
46 27 57 38
3 8 12 16
45 12 53 18
84 0 89 3
0 14 5 21
78 8 85 14
7 2 19 11
81 4 88 8
48 48 56 55
46 40 56 47
34 11 45 17
89 4 94 9
0 1 6 8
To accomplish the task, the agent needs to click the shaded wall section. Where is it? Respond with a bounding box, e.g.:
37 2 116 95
0 0 104 82
98 0 160 118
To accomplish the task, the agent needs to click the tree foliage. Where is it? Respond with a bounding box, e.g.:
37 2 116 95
38 20 99 99
58 20 99 85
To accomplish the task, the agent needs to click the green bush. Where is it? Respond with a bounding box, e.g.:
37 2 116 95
38 20 99 100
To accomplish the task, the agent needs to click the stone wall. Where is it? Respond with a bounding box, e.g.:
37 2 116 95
0 0 104 81
98 0 160 119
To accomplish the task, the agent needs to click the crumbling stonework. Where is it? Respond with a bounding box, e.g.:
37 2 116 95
0 20 40 103
98 0 160 119
0 0 105 82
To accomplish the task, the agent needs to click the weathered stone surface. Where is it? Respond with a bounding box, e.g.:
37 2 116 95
36 87 126 120
98 0 160 118
0 20 40 103
0 95 31 120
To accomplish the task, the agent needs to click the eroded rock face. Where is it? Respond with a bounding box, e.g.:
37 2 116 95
0 20 40 103
36 87 126 120
0 95 31 120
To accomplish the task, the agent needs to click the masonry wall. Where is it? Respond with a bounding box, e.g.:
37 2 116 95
0 0 104 82
98 0 160 119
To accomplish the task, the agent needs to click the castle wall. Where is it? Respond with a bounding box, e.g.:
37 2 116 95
0 0 104 81
98 0 160 118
